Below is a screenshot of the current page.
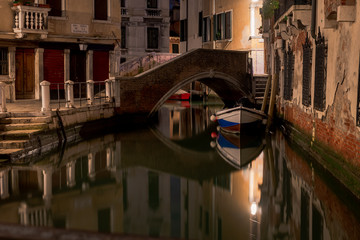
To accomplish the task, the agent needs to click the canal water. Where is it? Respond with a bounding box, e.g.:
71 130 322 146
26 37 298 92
0 100 359 239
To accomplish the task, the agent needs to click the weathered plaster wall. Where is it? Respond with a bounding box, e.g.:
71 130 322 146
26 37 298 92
275 1 360 165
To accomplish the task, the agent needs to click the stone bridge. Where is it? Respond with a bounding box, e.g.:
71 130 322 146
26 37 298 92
117 48 252 115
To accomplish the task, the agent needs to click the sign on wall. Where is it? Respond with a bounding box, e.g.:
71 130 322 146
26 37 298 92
71 24 89 34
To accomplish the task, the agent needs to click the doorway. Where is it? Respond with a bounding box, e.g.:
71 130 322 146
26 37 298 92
15 48 35 99
70 50 86 98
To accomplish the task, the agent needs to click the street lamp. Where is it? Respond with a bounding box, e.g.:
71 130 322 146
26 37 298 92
79 43 87 51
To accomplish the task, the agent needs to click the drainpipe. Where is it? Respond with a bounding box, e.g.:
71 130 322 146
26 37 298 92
311 0 317 39
186 0 188 52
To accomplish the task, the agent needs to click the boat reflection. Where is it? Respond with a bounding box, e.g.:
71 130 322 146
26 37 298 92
211 130 265 169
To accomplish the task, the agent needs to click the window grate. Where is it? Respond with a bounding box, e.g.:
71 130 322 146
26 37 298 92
357 57 360 126
302 35 312 107
314 30 327 111
284 48 294 100
0 48 8 75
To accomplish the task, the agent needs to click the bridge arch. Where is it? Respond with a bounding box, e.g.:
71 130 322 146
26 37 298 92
117 48 252 115
150 71 252 115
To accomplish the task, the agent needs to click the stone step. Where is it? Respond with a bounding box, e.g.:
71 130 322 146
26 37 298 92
0 140 28 149
1 123 49 131
10 112 51 118
0 116 52 124
0 148 23 161
0 130 42 140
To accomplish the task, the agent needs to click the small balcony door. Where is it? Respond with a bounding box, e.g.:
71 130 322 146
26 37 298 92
15 48 35 99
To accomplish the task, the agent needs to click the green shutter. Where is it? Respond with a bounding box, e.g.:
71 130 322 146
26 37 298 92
221 13 225 40
213 15 217 40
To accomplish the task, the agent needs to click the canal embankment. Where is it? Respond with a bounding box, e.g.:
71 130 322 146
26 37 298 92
279 118 360 203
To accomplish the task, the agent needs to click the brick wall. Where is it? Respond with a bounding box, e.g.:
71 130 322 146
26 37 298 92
284 103 360 167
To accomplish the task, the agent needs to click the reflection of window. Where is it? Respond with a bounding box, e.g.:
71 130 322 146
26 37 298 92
147 0 157 8
48 0 62 17
218 218 222 240
0 48 8 75
205 211 209 235
94 0 108 20
121 26 126 48
214 174 231 190
147 27 159 49
148 171 159 210
98 208 111 233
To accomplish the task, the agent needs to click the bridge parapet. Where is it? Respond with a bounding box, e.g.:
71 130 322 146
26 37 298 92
116 48 252 115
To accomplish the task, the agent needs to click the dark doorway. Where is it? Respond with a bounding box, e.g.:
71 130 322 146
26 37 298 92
70 50 86 98
15 48 35 99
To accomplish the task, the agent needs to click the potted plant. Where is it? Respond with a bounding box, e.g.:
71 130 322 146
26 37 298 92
12 1 22 6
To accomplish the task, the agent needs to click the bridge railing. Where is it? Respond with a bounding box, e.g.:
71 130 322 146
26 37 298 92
40 78 120 112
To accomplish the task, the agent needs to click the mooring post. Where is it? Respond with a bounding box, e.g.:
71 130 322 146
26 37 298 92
105 79 112 102
40 81 51 112
86 80 94 105
65 80 74 108
0 82 7 113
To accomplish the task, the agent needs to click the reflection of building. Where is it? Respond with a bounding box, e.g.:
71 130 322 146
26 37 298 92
180 0 264 74
120 0 170 63
156 103 218 140
0 0 121 101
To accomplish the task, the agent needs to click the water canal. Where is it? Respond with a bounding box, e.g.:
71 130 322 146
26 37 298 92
0 100 359 240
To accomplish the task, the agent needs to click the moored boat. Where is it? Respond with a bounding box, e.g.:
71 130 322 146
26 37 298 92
210 106 267 133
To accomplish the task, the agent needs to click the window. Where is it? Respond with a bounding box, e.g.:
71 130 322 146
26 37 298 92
198 11 203 37
314 34 327 111
284 49 294 101
202 17 210 42
121 0 126 8
98 208 111 233
0 48 8 75
213 12 231 40
147 27 159 49
180 19 187 42
148 171 159 210
120 58 126 63
147 0 157 8
48 0 62 17
121 26 126 49
172 44 179 53
302 38 312 107
94 0 108 20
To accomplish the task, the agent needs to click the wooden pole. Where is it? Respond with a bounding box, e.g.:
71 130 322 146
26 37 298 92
261 74 272 113
267 73 278 130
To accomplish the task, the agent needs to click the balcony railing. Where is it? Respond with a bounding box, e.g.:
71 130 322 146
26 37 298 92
274 0 311 22
145 9 161 17
12 5 50 39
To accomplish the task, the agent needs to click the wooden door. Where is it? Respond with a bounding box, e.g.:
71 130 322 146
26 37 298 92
15 48 35 99
70 50 86 98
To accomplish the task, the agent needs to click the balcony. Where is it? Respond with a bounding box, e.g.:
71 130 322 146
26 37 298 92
12 5 51 39
274 0 311 23
145 9 161 17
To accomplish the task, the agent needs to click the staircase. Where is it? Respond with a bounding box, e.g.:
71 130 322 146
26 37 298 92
254 74 270 105
0 113 53 161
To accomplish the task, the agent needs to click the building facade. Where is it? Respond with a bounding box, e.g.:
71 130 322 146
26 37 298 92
261 0 359 166
120 0 170 63
0 0 122 101
180 0 264 75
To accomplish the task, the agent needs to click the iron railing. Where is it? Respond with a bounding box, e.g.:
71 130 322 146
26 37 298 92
302 36 312 107
314 30 327 111
274 0 311 22
49 81 107 110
